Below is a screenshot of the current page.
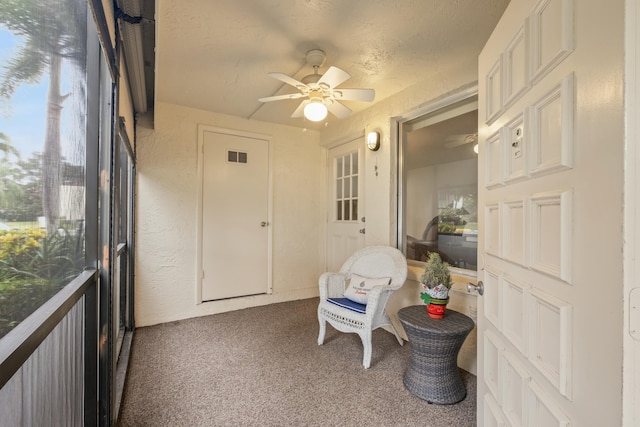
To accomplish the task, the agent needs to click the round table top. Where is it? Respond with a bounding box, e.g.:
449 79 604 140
398 305 475 335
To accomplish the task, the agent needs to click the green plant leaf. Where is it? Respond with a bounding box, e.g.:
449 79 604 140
420 292 431 304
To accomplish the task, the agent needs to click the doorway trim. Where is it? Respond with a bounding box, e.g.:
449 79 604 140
624 0 640 424
195 124 274 304
392 83 479 257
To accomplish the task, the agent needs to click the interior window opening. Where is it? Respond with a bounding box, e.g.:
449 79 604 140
399 95 479 273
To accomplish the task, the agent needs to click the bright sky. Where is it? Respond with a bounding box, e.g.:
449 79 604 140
0 27 48 160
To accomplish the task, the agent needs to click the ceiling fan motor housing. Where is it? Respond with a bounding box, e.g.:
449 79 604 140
301 73 322 86
306 49 326 68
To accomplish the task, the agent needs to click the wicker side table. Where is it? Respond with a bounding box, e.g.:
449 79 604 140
398 306 474 404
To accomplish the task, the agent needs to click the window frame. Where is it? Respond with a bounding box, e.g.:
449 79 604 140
395 85 479 276
0 1 136 425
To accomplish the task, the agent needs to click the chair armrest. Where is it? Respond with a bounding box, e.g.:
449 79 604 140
319 272 347 300
364 285 396 315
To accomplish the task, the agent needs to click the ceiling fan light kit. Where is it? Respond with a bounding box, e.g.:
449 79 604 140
259 49 375 122
304 101 328 121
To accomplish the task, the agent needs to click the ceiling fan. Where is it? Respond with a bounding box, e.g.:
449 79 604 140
258 49 375 122
443 133 479 154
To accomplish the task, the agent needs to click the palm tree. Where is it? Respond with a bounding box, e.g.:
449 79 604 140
0 0 86 231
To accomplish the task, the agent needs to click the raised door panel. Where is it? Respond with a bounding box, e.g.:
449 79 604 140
478 0 623 425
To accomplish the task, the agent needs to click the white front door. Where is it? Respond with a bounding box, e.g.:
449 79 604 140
326 138 365 272
478 0 623 426
198 127 271 301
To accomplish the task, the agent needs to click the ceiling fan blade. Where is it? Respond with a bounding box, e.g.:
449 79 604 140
443 139 469 149
291 100 309 118
268 72 308 90
317 66 351 89
443 133 478 148
333 88 375 102
446 133 478 141
327 101 352 119
258 93 306 103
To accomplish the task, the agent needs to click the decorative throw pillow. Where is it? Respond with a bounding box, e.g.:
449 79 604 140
343 274 391 305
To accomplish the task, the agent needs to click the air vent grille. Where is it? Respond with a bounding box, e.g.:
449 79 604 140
227 150 248 164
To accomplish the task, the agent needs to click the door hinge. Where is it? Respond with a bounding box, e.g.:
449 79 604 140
631 288 640 340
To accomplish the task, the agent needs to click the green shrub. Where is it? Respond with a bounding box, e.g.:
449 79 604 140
0 278 56 337
438 222 457 233
0 224 84 338
0 229 47 267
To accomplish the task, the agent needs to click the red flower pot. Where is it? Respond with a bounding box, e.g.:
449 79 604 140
426 297 449 319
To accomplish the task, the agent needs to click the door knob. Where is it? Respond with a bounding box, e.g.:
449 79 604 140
260 221 269 227
359 228 366 234
467 281 484 296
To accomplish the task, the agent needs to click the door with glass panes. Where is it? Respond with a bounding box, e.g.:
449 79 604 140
326 138 365 272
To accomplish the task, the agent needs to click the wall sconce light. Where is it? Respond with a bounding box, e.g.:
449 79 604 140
367 131 380 151
473 143 479 154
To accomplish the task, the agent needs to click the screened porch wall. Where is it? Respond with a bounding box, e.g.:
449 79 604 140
0 298 85 427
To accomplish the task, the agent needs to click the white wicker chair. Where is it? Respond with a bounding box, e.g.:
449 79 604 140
317 245 408 368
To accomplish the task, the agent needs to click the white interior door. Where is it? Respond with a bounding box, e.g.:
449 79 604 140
199 128 271 301
326 138 365 272
478 0 623 426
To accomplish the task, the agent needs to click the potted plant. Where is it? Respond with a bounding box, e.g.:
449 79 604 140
419 252 453 318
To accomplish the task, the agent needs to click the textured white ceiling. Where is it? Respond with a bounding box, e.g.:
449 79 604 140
155 0 509 129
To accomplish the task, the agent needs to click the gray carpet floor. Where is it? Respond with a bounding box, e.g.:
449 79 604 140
117 298 476 427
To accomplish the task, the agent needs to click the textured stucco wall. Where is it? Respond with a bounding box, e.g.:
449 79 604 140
135 102 324 326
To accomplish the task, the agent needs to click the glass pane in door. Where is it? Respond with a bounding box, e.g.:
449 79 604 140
334 150 359 222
